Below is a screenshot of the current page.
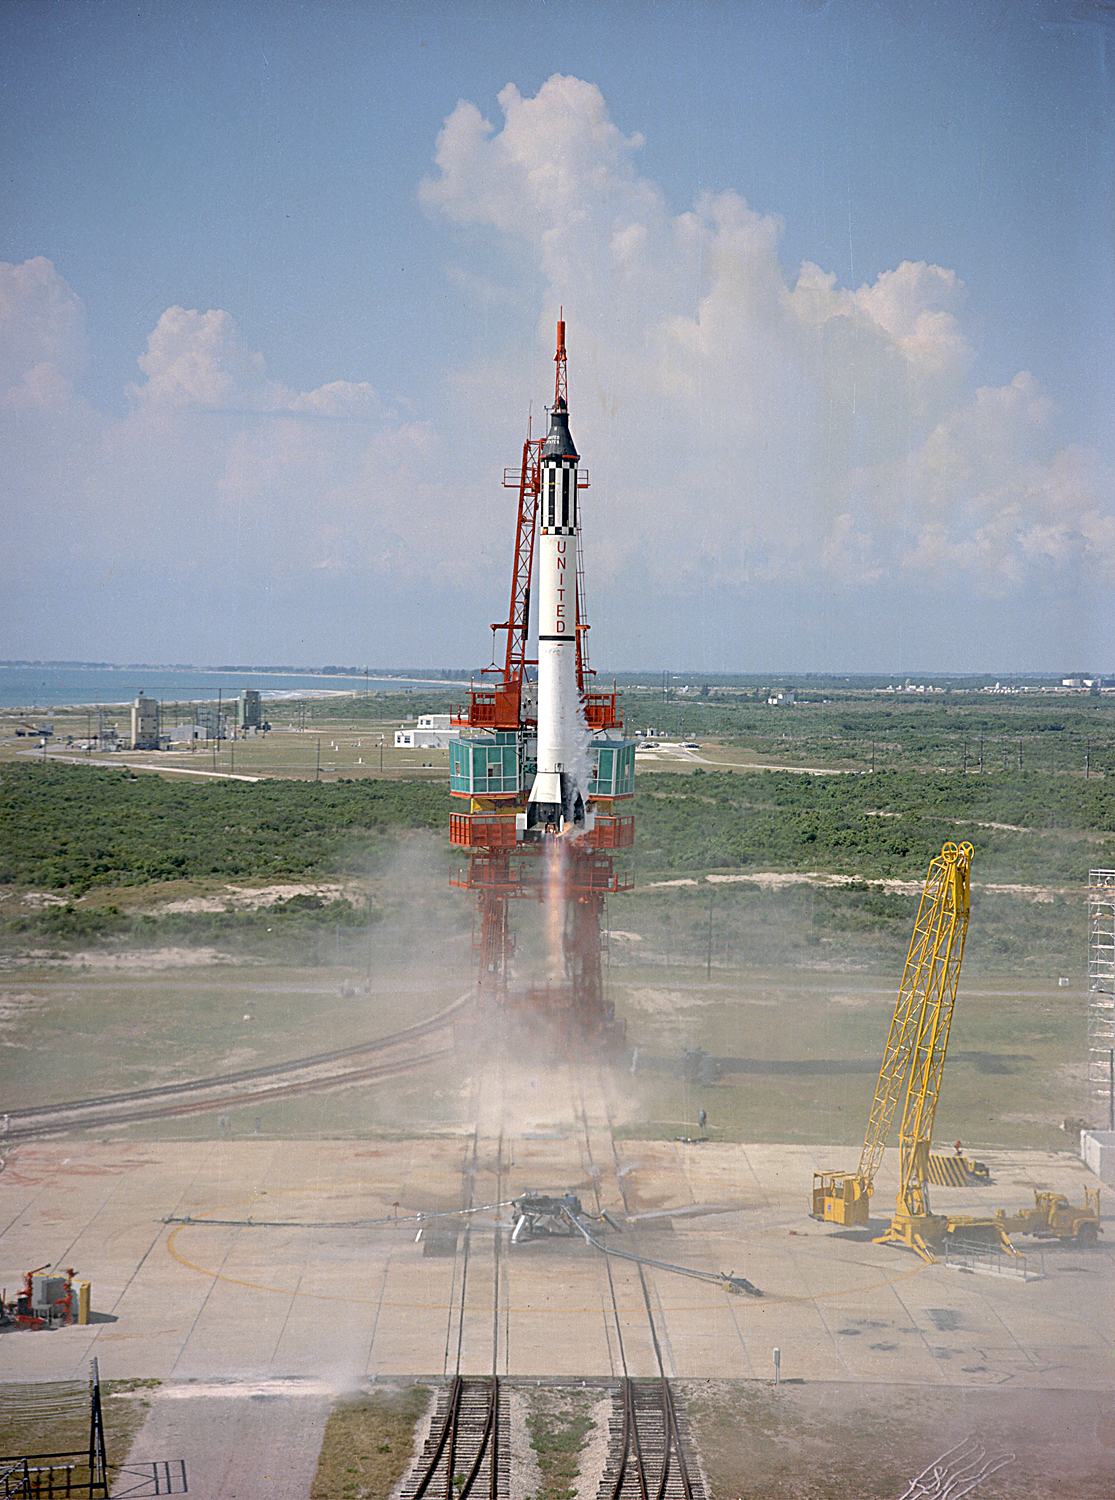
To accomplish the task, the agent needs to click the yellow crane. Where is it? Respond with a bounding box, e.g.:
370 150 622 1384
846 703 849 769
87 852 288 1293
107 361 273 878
812 842 1006 1261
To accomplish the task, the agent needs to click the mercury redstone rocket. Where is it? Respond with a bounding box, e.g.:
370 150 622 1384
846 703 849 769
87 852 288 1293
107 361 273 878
448 316 635 1052
525 320 589 836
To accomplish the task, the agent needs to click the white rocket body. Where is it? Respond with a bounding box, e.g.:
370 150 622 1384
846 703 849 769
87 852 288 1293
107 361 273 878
526 395 587 834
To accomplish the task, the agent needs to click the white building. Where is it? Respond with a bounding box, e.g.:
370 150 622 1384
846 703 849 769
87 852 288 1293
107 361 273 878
394 713 462 750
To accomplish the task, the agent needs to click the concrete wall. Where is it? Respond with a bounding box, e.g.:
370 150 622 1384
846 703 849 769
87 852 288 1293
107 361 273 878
1080 1129 1115 1186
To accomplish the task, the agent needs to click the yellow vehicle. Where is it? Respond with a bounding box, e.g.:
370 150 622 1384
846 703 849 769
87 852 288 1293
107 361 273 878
812 843 1011 1260
996 1189 1102 1245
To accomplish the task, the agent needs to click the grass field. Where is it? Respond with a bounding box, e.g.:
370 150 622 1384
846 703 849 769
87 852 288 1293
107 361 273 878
684 1380 1112 1500
0 686 1108 1155
0 723 450 782
0 949 1087 1154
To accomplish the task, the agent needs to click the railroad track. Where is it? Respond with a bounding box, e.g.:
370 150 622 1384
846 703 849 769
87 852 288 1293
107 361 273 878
396 1083 704 1499
0 994 469 1141
399 1376 507 1500
600 1377 703 1500
401 1123 510 1499
576 1090 706 1500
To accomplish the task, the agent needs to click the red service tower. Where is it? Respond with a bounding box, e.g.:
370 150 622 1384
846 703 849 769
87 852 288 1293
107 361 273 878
449 319 635 1053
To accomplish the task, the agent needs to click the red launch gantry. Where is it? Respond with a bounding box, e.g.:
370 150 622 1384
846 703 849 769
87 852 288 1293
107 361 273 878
449 319 635 1053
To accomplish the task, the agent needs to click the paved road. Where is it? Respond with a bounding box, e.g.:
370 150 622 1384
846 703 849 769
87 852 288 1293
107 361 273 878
121 1379 332 1499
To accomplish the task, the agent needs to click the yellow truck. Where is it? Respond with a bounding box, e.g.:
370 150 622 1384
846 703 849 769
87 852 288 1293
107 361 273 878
995 1189 1101 1245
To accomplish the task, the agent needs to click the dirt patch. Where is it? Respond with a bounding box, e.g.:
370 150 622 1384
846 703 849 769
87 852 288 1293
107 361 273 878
0 990 45 1031
8 945 247 970
628 986 710 1014
705 872 925 893
156 881 357 914
682 1379 1115 1500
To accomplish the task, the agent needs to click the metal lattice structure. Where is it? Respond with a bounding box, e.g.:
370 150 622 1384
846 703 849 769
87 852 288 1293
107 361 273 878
890 842 972 1226
812 843 975 1253
857 846 971 1190
1087 870 1115 1119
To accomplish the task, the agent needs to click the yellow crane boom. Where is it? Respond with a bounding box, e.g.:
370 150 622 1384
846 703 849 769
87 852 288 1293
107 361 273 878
812 843 975 1252
877 842 973 1257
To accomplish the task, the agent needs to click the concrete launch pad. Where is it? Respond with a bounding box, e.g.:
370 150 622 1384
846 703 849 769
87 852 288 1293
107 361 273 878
1 1128 1109 1390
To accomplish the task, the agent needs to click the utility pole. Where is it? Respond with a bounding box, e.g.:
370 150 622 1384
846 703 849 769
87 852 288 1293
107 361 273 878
316 737 321 782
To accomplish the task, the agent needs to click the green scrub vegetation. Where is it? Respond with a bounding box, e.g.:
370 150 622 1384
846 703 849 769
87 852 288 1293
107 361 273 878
0 762 447 893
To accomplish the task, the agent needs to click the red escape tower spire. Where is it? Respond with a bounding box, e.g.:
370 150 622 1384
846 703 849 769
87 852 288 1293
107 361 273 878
449 317 635 1053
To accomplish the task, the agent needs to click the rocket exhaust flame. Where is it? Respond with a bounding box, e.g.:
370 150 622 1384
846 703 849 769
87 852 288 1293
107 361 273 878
544 837 568 985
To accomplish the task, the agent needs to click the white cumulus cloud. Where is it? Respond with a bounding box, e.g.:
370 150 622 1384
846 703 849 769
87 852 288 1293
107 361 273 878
0 265 463 632
421 75 1114 622
0 257 87 411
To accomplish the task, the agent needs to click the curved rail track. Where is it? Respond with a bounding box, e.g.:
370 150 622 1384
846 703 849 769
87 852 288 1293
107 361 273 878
576 1094 706 1500
400 1123 510 1498
400 1375 505 1500
603 1377 701 1500
0 994 470 1142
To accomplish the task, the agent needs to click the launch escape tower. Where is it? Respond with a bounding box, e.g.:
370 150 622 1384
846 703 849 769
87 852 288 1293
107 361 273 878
449 320 635 1051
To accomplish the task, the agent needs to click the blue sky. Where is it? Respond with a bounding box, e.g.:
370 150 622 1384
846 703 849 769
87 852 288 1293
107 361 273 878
2 0 1112 672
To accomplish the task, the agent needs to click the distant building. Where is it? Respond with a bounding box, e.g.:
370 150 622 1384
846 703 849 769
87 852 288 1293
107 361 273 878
130 694 160 750
238 688 262 731
767 689 796 706
394 713 461 750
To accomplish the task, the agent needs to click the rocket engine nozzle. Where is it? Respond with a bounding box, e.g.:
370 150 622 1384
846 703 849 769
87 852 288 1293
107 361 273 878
524 771 585 837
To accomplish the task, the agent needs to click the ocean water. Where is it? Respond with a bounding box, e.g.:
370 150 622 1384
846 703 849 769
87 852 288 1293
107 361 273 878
0 663 465 711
